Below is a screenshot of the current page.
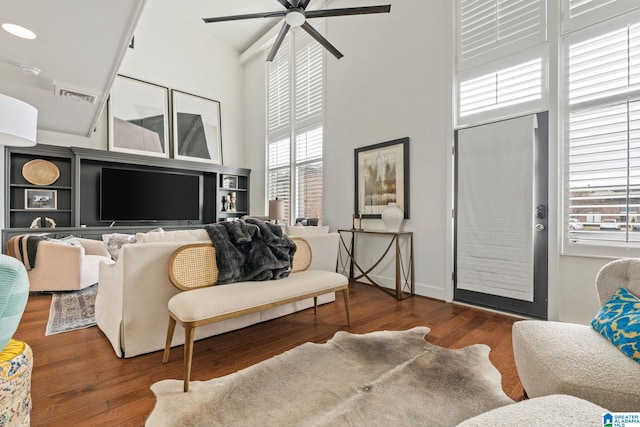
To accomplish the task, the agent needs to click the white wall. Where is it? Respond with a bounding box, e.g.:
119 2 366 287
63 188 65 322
243 54 267 217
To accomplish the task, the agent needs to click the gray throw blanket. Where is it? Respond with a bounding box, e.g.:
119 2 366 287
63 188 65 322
204 219 296 285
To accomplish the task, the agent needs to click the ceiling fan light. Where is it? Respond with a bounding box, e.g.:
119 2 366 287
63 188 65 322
285 10 305 27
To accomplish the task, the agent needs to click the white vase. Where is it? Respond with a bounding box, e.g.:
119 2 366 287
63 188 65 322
381 203 404 232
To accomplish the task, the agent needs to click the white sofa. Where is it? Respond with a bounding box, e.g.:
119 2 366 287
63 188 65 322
96 228 340 358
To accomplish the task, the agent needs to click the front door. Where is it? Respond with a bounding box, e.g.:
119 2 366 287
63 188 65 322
454 112 548 319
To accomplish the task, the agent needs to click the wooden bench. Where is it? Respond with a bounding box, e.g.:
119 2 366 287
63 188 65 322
162 237 351 392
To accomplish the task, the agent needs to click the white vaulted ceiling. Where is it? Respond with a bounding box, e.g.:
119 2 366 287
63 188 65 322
0 0 282 139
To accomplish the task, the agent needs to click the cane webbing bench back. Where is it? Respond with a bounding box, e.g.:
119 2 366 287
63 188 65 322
168 243 218 291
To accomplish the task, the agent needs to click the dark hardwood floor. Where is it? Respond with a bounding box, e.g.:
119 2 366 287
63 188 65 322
13 282 525 426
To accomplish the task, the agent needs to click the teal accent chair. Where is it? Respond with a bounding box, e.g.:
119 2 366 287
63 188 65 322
0 254 29 352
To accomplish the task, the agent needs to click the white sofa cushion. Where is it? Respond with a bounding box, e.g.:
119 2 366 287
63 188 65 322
285 225 330 236
135 228 209 243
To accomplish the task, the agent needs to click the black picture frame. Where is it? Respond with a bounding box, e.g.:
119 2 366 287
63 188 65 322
354 137 410 219
108 75 170 158
172 90 223 165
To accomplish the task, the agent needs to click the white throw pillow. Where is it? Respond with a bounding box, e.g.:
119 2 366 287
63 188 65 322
102 233 136 260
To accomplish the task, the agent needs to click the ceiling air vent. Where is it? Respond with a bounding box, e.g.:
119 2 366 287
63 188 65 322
54 84 98 104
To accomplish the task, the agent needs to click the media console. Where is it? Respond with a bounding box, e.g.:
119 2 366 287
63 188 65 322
2 144 250 251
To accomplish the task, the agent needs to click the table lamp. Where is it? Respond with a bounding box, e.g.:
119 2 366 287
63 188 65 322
269 199 285 224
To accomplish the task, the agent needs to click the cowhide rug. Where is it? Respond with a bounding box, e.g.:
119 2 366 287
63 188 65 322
146 327 514 426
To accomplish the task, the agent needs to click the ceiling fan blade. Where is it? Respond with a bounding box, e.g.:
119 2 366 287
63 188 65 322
298 0 311 10
276 0 294 9
267 22 291 62
301 22 343 60
305 5 391 19
203 11 285 23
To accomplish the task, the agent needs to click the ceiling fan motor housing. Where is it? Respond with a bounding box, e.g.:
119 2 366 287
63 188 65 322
285 9 306 27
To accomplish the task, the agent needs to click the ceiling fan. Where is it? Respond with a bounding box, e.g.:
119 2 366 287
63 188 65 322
203 1 391 61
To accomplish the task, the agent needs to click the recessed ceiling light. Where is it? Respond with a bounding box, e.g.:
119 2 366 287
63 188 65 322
2 23 37 40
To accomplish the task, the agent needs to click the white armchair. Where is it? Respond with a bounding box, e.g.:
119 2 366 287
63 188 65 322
512 258 640 411
7 235 113 292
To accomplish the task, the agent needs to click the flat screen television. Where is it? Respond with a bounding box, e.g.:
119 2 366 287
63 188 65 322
100 167 202 222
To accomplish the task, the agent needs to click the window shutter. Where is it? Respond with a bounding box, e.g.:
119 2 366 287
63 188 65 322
459 0 545 68
565 14 640 248
296 161 323 220
267 36 290 136
268 138 291 220
295 127 323 220
562 0 640 33
456 0 546 125
295 27 323 126
568 24 640 107
459 57 542 117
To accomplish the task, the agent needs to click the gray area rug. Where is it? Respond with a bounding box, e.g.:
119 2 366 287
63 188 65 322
45 284 98 336
147 326 514 426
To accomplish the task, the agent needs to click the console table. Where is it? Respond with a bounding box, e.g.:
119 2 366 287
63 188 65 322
337 229 414 300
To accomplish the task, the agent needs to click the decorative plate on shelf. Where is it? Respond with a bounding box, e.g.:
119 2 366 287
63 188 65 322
22 159 60 185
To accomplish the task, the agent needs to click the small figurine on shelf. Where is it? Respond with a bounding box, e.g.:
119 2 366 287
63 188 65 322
230 192 237 212
221 196 227 211
225 195 232 212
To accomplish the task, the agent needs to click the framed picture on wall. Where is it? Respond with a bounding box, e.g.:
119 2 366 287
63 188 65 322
25 189 57 210
354 137 410 219
172 90 223 164
108 75 170 158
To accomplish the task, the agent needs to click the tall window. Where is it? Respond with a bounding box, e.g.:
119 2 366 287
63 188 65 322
564 9 640 250
267 26 324 224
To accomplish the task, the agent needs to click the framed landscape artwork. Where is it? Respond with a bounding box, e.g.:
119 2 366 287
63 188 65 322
354 137 410 219
172 90 222 164
25 189 57 210
108 75 170 158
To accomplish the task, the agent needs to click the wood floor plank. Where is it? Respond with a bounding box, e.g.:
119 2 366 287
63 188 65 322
13 282 525 426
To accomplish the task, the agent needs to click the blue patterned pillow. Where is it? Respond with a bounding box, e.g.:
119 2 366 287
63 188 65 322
591 287 640 364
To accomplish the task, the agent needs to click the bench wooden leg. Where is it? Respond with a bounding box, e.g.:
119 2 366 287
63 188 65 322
183 324 196 392
314 296 318 315
342 288 351 326
163 316 177 363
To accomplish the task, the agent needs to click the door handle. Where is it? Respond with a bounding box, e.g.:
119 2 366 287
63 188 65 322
535 223 545 231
